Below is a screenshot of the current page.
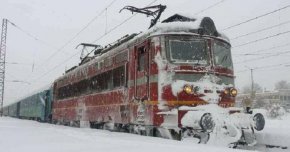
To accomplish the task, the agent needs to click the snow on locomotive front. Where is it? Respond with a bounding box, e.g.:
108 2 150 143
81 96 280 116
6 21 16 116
146 14 265 146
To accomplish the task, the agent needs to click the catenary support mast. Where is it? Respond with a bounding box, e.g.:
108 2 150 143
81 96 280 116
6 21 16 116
0 19 8 116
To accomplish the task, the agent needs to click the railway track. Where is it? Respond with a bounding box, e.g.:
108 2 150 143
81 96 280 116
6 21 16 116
237 144 288 151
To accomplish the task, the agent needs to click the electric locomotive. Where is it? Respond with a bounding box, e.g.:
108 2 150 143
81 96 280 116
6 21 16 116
52 5 265 146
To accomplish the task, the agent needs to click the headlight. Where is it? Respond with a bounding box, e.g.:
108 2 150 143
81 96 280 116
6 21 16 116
230 88 237 97
184 85 193 94
224 89 230 95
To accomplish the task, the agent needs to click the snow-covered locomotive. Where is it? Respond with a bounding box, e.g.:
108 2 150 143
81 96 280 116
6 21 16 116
52 11 265 146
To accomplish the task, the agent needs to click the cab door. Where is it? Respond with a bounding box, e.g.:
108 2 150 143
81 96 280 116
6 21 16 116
44 90 51 121
134 41 150 124
135 41 150 101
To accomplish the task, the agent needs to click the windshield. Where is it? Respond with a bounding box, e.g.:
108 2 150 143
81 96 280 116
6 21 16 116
169 39 208 65
213 40 233 70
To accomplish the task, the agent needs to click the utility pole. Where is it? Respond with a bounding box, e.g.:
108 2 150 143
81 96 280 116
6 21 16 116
245 66 255 100
0 19 8 116
250 68 254 99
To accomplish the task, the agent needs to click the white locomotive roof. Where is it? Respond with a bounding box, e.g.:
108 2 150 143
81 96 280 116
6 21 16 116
144 13 230 43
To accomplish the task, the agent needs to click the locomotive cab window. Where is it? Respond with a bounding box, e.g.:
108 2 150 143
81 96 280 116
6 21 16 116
167 36 209 65
213 40 233 70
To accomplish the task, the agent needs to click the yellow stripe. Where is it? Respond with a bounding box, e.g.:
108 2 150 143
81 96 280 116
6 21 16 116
144 100 208 106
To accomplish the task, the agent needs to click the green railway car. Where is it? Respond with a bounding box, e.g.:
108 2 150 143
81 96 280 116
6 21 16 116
6 102 20 118
3 86 53 122
18 87 53 122
2 106 9 116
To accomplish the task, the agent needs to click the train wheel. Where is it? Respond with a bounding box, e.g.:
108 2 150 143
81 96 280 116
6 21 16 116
51 119 57 124
153 127 162 137
170 129 181 140
128 125 135 134
104 122 116 131
120 124 130 133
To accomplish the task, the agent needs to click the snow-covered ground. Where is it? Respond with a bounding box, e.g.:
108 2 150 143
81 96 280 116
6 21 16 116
0 117 245 152
0 114 289 152
253 113 290 152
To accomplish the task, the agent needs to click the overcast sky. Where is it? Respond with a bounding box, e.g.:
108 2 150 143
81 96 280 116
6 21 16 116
1 0 290 105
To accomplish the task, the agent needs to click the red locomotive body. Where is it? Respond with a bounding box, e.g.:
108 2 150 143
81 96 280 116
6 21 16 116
52 14 264 145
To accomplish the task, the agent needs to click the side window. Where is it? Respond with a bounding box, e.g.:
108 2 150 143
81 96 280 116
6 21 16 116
107 71 113 90
66 85 72 98
113 66 125 88
99 72 108 90
56 65 127 100
90 75 101 92
57 87 62 99
137 46 147 71
78 79 90 95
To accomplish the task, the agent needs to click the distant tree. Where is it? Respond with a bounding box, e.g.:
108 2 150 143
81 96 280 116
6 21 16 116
275 80 290 90
242 83 263 94
253 98 266 108
266 104 286 119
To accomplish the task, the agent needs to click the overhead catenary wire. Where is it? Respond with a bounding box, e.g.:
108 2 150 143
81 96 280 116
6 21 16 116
36 0 118 69
233 42 290 56
233 30 290 48
32 0 158 82
7 20 58 50
32 50 81 82
252 42 290 53
234 52 279 56
5 62 32 66
11 0 118 98
194 0 226 15
222 4 290 31
92 0 158 43
231 20 290 41
6 73 20 80
6 80 31 85
235 49 290 64
234 52 290 56
235 61 290 73
92 13 137 43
